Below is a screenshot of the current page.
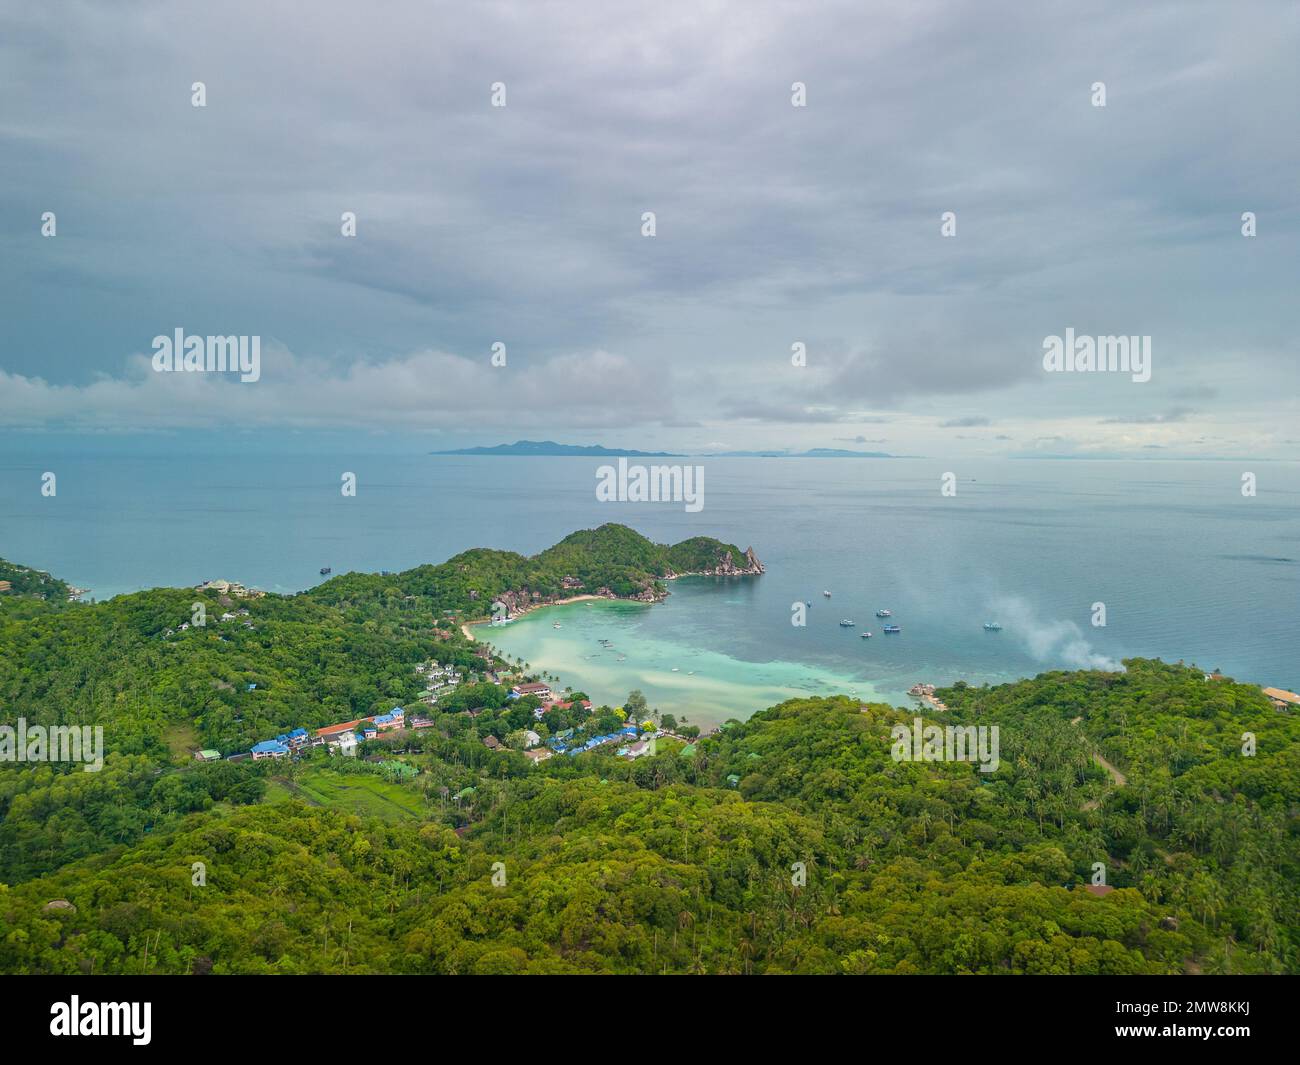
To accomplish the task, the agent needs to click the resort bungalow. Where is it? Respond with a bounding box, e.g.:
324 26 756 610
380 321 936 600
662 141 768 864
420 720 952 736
1263 687 1300 710
318 719 365 740
250 739 289 760
194 749 222 762
550 699 593 713
523 730 541 748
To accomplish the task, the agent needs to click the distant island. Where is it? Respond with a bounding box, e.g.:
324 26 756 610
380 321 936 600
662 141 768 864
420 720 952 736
430 440 684 457
431 440 895 458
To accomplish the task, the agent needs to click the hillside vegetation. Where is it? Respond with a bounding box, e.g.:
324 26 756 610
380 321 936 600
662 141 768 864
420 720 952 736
0 529 1295 974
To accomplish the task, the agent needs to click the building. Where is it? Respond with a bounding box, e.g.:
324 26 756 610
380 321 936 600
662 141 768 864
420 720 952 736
250 739 289 760
194 749 222 762
483 735 501 750
318 719 366 742
511 682 552 700
524 748 553 764
523 730 541 748
617 737 655 760
1262 687 1300 710
334 731 357 756
549 699 592 713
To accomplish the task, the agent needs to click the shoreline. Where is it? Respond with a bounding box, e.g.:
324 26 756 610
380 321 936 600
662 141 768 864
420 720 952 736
460 594 610 641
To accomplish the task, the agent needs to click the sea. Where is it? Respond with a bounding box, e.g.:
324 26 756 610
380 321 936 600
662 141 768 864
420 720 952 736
2 439 1296 728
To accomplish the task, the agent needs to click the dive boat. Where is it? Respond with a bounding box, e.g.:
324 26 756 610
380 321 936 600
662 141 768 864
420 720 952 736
839 618 855 627
883 624 901 633
983 622 1002 631
875 609 891 618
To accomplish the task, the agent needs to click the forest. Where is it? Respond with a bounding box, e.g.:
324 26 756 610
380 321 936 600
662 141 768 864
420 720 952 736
0 529 1296 974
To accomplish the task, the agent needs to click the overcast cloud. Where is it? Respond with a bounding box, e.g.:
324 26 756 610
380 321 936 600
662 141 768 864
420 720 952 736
1 0 1296 457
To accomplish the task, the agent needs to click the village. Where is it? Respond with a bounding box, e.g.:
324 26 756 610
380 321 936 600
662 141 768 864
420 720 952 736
201 657 677 767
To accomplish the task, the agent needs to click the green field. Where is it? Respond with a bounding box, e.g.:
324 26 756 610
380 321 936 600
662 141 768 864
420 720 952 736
267 769 427 821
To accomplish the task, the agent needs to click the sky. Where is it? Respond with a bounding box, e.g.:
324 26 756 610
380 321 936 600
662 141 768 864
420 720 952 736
1 0 1297 458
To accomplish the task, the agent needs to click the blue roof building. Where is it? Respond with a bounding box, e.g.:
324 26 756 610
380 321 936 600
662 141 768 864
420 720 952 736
251 740 289 759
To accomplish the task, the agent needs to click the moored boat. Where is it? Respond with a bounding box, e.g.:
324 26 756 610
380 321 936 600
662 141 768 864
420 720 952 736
883 624 901 633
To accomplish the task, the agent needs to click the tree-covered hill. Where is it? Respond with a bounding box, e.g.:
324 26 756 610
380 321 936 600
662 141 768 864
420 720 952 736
1 664 1296 974
0 558 70 603
0 531 1295 975
307 523 758 608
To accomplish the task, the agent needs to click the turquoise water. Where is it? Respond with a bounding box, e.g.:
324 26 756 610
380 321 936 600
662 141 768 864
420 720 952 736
1 440 1296 722
479 595 885 728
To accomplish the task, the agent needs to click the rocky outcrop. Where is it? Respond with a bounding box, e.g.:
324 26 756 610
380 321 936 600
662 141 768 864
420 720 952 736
667 545 765 579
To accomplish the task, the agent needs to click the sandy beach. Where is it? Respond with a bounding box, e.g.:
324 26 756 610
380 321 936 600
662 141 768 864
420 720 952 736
460 593 608 641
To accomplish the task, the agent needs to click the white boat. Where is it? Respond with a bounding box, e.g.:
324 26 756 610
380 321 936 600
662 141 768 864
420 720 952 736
983 622 1002 631
839 619 855 627
861 631 872 638
875 609 892 618
823 590 832 597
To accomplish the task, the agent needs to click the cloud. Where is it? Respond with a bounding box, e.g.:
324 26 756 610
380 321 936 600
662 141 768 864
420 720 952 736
0 346 678 431
0 0 1296 448
1100 408 1194 424
940 416 993 428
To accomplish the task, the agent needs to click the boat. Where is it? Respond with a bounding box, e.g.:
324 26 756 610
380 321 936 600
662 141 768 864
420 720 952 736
983 622 1002 631
883 624 901 633
805 601 812 607
875 609 891 617
839 619 855 627
671 667 679 672
860 631 872 639
823 590 832 597
319 567 331 575
553 622 561 629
